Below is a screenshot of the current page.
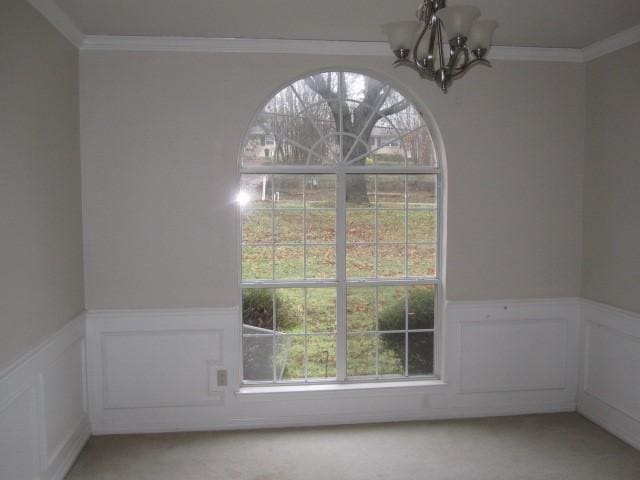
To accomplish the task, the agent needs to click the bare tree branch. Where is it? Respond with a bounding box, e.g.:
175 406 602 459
378 100 409 118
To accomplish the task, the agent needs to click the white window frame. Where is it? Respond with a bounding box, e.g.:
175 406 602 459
237 70 445 386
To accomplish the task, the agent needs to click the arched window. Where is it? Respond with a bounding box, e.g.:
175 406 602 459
238 71 442 384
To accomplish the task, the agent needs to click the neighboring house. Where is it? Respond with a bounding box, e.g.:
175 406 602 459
247 125 277 159
369 125 408 158
246 124 408 163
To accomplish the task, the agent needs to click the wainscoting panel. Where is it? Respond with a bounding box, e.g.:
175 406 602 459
578 300 640 450
0 388 38 480
87 300 581 434
87 308 238 433
39 339 87 477
0 314 89 480
101 329 224 409
459 318 568 393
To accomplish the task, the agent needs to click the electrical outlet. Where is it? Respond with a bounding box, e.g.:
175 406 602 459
216 369 228 386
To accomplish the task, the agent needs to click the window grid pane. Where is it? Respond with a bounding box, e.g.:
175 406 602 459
345 285 436 380
346 174 437 281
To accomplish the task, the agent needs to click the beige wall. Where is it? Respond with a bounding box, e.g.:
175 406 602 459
582 43 640 314
0 0 83 367
80 51 585 309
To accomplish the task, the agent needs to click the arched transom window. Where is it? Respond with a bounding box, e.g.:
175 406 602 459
238 71 441 384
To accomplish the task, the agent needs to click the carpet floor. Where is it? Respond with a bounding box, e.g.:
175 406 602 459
65 413 640 480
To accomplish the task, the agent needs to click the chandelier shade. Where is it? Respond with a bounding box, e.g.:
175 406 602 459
435 6 480 39
468 19 499 51
381 0 498 93
381 21 422 53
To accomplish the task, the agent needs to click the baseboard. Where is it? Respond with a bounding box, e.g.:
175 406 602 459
578 299 640 451
579 391 640 451
91 401 577 435
0 314 89 480
49 417 90 480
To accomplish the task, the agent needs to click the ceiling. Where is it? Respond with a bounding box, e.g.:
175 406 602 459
55 0 640 49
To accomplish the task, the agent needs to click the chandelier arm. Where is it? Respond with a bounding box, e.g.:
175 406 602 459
393 59 436 80
436 19 445 72
426 17 439 74
462 48 470 70
449 58 491 80
445 46 465 78
411 21 430 74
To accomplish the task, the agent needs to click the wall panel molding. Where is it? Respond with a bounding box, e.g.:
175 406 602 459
446 298 580 396
100 329 225 409
578 299 640 450
86 308 239 433
0 314 89 480
459 318 568 393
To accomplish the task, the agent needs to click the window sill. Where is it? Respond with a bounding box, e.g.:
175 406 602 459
235 379 449 401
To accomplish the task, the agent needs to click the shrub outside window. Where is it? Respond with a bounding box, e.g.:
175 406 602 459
239 71 441 384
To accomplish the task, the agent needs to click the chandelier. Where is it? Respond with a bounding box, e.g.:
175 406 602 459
381 0 498 93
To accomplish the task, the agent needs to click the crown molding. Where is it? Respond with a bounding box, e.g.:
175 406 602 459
27 0 85 48
80 35 585 63
489 46 583 63
583 23 640 62
80 36 390 56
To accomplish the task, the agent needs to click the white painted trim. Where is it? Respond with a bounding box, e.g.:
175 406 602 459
81 36 389 56
580 298 640 335
87 306 239 319
86 300 580 435
49 421 90 480
79 35 585 63
447 297 582 310
0 314 89 480
26 0 85 48
583 23 640 62
100 329 225 409
91 402 577 435
578 298 640 451
458 317 569 394
490 46 583 63
236 380 450 401
579 392 640 451
0 312 85 388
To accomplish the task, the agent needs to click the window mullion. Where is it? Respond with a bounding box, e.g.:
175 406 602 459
336 171 347 381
